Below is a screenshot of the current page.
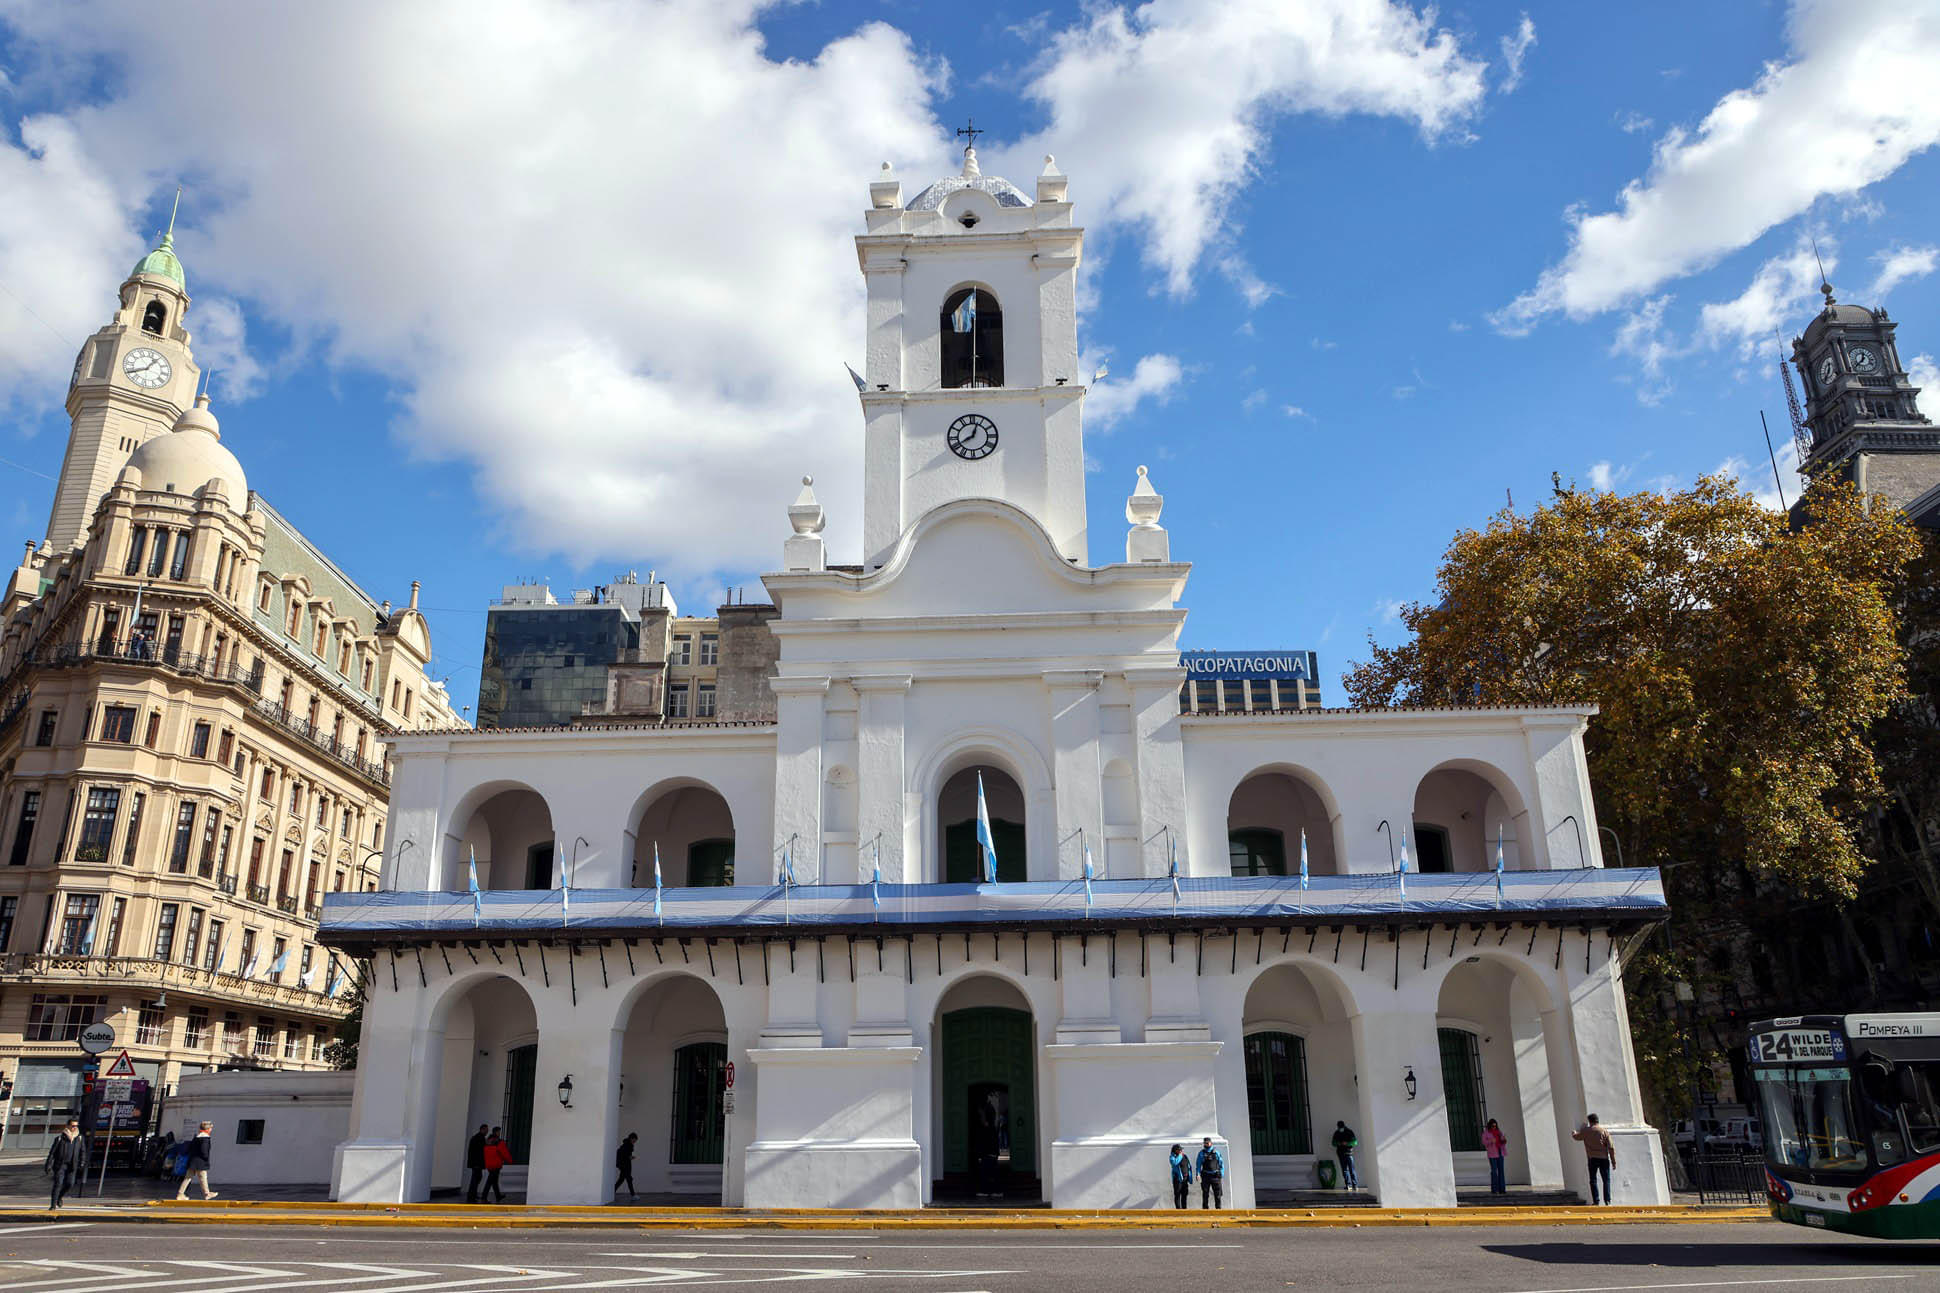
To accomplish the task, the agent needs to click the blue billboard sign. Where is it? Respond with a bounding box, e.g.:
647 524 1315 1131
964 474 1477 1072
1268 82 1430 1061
1180 650 1317 682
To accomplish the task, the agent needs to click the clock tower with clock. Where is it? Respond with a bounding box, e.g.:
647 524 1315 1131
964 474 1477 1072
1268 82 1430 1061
1791 279 1940 525
854 146 1087 566
44 215 201 551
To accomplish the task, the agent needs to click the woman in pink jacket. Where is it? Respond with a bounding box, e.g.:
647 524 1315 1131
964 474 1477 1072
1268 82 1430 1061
1482 1118 1508 1194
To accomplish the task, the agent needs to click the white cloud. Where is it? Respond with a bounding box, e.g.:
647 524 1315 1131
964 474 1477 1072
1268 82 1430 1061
1610 294 1675 404
1697 236 1829 357
0 0 949 573
1009 0 1488 298
189 296 266 404
1870 244 1939 297
1615 110 1654 135
1392 384 1416 400
1086 353 1185 429
1446 319 1469 332
1494 0 1940 333
1910 354 1938 417
1311 337 1338 351
1282 404 1313 419
1498 14 1536 93
1586 460 1631 492
1376 597 1405 625
1716 438 1803 513
1240 388 1267 412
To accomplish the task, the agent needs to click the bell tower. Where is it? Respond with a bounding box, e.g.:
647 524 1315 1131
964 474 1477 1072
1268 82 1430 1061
854 142 1087 567
45 197 200 550
1791 278 1938 522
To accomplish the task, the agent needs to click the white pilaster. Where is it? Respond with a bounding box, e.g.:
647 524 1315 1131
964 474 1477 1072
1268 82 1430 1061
771 677 828 881
855 675 912 882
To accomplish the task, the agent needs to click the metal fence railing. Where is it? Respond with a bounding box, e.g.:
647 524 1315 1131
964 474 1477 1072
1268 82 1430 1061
1690 1152 1766 1206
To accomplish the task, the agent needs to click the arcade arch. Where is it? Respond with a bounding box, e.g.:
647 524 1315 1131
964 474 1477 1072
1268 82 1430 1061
449 783 555 891
1240 961 1360 1191
933 974 1039 1201
630 781 736 887
615 974 730 1200
1433 956 1567 1192
1227 768 1339 877
422 974 540 1200
1412 761 1526 873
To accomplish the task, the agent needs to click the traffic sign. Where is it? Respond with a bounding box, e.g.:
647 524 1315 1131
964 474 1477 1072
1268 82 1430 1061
103 1077 134 1103
724 1061 734 1089
103 1049 137 1078
723 1090 735 1116
78 1021 115 1055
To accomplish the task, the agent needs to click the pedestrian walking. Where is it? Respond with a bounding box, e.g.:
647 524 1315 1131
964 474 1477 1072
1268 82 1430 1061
465 1123 489 1203
1572 1113 1616 1205
1482 1118 1508 1194
615 1132 638 1201
175 1120 217 1200
1195 1137 1224 1209
44 1118 88 1211
1167 1143 1193 1209
1330 1120 1360 1190
483 1126 510 1203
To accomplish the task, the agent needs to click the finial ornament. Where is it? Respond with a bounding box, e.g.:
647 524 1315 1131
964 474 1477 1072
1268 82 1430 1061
788 476 825 536
1125 465 1168 561
1813 236 1834 306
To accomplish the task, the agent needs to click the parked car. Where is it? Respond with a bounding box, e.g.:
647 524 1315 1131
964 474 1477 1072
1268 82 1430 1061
1713 1117 1764 1153
1672 1118 1722 1152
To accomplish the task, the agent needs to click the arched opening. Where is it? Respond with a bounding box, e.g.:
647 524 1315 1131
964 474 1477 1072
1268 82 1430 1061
1412 764 1524 873
1227 770 1338 877
939 286 1004 389
425 975 539 1201
616 975 729 1202
1242 962 1359 1198
631 783 736 887
453 786 556 890
933 974 1038 1201
1435 958 1567 1195
141 300 167 335
938 765 1025 882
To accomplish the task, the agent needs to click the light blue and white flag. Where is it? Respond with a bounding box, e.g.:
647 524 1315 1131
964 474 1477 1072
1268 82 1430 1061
325 961 343 998
1168 832 1181 904
560 843 572 924
1299 827 1310 892
1082 834 1096 915
211 931 229 976
951 290 977 334
1397 827 1409 900
242 949 259 979
468 846 483 926
871 838 883 917
270 947 288 977
653 842 664 921
1494 823 1506 908
782 840 797 888
975 771 999 884
79 900 101 956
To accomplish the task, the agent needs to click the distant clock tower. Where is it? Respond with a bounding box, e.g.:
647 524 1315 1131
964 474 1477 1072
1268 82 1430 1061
45 213 201 550
854 144 1087 567
1791 279 1939 526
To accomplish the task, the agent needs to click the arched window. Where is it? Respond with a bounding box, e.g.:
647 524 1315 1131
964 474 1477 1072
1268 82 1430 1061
670 1041 727 1164
142 301 167 335
1243 1032 1311 1155
1228 828 1286 877
1438 1027 1487 1151
940 287 1004 389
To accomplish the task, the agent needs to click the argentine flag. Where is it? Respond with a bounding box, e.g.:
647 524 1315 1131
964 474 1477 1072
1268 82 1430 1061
1494 823 1506 908
654 842 664 921
975 771 999 883
1168 832 1181 904
270 947 288 977
326 961 342 998
1082 835 1095 914
1299 827 1310 892
951 289 977 334
468 847 483 926
1397 827 1410 900
871 838 883 915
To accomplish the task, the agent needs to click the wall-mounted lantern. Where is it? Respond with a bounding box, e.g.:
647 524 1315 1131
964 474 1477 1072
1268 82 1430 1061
558 1074 574 1109
1404 1066 1418 1101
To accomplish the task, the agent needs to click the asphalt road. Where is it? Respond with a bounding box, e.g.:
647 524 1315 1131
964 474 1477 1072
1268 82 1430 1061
0 1219 1927 1292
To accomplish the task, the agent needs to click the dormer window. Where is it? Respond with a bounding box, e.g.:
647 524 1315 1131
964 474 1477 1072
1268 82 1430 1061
142 300 167 335
940 287 1003 389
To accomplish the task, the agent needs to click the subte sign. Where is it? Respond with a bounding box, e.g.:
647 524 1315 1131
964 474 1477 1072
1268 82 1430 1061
78 1021 116 1055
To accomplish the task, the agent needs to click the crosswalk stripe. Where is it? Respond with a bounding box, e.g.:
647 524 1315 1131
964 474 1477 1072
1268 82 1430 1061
347 1265 576 1293
0 1222 92 1236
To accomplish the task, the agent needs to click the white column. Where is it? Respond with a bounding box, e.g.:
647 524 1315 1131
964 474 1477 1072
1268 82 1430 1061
1562 937 1669 1203
1352 1001 1458 1207
1046 671 1102 880
1510 975 1565 1188
526 956 622 1205
771 677 828 882
855 676 912 881
332 973 422 1202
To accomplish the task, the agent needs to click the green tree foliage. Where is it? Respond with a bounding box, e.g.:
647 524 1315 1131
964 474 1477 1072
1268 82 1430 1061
320 964 368 1070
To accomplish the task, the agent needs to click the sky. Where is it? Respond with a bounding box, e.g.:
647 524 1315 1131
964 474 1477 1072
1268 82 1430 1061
2 0 1938 716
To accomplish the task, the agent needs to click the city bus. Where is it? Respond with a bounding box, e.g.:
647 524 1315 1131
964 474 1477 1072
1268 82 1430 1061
1749 1014 1940 1239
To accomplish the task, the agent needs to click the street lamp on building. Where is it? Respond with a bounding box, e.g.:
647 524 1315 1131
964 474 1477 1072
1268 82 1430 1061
1404 1066 1418 1101
557 1074 574 1109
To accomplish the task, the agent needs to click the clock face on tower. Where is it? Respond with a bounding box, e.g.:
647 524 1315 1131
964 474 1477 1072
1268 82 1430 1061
946 413 999 460
1818 355 1838 387
1849 346 1879 374
122 347 172 389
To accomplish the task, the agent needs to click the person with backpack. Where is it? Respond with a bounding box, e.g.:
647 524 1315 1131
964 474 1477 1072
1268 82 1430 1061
1482 1118 1509 1194
1572 1113 1617 1204
482 1126 511 1203
1331 1120 1360 1190
1167 1143 1193 1209
1194 1137 1225 1208
175 1121 216 1200
615 1132 639 1202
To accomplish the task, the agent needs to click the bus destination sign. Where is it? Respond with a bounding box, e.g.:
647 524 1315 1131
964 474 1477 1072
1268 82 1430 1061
1753 1027 1846 1064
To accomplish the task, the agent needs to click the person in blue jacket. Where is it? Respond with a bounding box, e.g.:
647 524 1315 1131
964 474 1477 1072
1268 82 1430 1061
1167 1143 1193 1209
1195 1137 1225 1208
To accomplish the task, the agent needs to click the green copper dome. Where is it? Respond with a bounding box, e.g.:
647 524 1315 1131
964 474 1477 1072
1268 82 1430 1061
132 232 185 288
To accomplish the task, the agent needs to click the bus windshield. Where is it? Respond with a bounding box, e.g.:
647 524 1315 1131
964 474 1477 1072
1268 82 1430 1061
1756 1066 1870 1174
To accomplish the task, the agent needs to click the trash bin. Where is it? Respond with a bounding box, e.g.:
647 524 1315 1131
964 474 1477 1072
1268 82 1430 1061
1315 1159 1337 1189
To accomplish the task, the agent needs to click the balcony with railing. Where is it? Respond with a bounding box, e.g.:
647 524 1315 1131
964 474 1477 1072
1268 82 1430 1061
248 884 271 906
0 952 350 1015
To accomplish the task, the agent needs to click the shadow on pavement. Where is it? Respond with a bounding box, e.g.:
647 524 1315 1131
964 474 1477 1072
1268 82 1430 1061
1483 1241 1940 1268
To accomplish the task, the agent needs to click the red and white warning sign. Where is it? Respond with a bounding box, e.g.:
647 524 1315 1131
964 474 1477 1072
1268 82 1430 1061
104 1049 138 1078
724 1061 735 1089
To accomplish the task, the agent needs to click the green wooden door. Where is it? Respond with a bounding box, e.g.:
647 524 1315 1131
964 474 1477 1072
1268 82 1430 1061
940 1006 1035 1176
688 839 734 887
1244 1031 1312 1156
669 1041 727 1163
502 1043 537 1162
944 820 1026 883
1438 1027 1486 1151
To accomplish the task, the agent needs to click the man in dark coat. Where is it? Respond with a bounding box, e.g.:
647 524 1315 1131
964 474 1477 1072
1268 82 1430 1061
44 1118 88 1210
466 1124 489 1203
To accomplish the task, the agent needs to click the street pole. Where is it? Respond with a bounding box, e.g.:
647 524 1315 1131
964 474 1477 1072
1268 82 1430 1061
95 1099 118 1195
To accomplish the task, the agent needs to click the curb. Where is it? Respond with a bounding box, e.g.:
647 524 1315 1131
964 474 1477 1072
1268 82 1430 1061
0 1203 1771 1230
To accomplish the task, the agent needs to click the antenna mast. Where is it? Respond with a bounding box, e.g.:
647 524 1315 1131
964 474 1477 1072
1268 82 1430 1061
1777 333 1810 465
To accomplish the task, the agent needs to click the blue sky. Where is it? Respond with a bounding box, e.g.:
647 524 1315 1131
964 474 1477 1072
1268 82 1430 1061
2 1 1937 716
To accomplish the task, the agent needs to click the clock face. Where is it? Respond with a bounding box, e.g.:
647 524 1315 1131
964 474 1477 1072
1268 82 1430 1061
1849 346 1879 374
1818 356 1838 386
946 413 999 460
122 347 172 389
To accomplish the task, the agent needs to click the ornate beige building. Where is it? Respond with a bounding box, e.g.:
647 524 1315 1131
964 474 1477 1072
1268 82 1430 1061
0 225 461 1152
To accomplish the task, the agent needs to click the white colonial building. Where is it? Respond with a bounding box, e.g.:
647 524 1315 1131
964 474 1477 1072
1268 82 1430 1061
323 149 1671 1211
